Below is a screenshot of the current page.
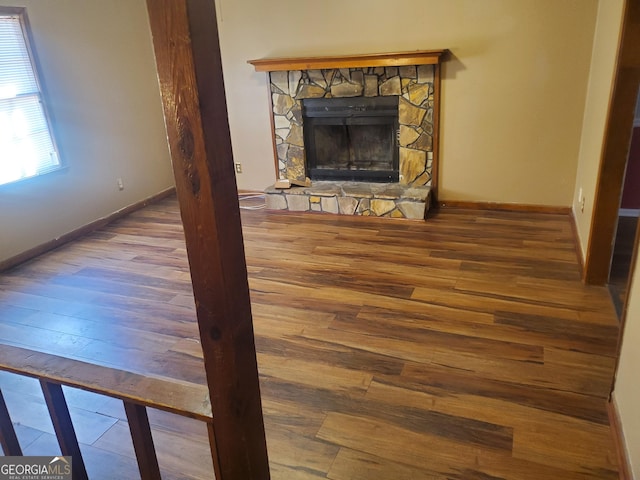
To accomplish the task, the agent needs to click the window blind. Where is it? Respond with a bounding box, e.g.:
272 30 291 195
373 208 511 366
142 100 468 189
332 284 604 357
0 13 59 186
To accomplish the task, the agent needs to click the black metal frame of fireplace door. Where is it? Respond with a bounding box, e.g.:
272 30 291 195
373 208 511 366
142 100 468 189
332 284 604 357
302 96 400 183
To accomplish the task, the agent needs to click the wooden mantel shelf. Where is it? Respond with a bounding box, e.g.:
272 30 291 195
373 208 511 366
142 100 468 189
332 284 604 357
248 49 448 72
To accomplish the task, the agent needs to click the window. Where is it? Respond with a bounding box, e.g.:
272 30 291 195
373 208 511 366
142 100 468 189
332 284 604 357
0 8 60 186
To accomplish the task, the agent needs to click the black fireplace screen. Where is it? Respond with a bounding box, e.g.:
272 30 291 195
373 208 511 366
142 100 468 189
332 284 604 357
302 96 399 182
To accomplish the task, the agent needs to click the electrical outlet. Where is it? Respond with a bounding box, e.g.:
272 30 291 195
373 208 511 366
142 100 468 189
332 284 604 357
117 178 124 191
577 187 584 213
235 163 242 174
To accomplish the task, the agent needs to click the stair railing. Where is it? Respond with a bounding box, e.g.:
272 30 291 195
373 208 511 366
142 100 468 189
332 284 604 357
0 344 214 480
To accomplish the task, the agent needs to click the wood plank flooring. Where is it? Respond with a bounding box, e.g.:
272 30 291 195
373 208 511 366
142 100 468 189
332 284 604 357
0 196 621 479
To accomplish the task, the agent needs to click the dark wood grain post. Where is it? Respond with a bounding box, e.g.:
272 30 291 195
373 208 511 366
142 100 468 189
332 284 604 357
0 389 22 456
124 402 161 479
145 1 270 479
40 381 88 480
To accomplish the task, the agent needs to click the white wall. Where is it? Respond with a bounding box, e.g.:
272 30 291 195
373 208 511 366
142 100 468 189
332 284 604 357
0 0 173 263
571 0 626 258
615 250 640 476
217 0 598 205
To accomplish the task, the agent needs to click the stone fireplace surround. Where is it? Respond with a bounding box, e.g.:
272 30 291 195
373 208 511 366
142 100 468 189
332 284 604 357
249 51 446 219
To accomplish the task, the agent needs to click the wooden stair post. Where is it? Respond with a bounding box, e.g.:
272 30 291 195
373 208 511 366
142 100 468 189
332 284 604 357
0 389 22 456
145 1 270 479
40 381 89 480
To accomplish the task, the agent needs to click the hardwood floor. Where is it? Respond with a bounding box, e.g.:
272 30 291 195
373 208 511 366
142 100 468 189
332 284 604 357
0 196 621 479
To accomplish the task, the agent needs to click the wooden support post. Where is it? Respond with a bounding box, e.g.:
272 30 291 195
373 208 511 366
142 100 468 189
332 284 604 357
124 402 161 480
0 389 22 456
40 381 88 480
206 421 223 479
145 1 270 479
585 0 640 284
431 62 442 201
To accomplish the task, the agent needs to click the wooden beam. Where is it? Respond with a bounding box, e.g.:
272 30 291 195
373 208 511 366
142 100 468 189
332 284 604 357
248 50 448 72
585 0 640 284
145 1 270 479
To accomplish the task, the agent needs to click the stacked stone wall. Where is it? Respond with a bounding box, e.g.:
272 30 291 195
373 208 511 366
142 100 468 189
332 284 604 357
269 65 435 186
265 181 430 219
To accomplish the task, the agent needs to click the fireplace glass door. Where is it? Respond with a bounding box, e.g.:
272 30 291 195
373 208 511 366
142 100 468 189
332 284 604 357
302 97 399 182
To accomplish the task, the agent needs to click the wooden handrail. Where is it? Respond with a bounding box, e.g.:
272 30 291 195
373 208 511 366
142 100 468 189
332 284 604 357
0 344 214 479
0 344 211 421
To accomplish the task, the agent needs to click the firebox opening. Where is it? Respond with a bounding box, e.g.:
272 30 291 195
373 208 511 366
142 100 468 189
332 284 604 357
303 96 399 182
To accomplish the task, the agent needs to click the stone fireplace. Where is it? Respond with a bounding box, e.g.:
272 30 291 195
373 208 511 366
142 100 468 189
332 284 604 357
248 50 447 219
